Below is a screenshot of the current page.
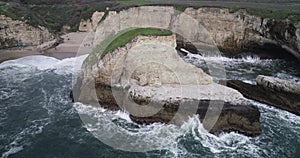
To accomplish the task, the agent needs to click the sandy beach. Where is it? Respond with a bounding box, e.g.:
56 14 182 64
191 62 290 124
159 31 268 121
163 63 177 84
0 32 94 63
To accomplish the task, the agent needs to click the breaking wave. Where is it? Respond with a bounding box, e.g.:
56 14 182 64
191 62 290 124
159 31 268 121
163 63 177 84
0 54 299 157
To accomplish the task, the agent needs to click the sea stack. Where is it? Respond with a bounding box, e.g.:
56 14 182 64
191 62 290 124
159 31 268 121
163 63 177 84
73 28 261 136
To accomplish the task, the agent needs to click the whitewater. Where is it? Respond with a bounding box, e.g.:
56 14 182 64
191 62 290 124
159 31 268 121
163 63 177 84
0 54 299 158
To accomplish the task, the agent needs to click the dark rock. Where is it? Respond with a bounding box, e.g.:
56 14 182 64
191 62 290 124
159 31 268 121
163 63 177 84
256 75 300 94
226 80 300 116
69 90 74 102
176 34 198 54
130 100 261 136
241 43 296 60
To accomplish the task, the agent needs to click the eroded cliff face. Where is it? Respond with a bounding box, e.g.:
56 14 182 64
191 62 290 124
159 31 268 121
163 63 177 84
90 6 300 59
74 34 261 136
0 15 54 49
79 11 105 32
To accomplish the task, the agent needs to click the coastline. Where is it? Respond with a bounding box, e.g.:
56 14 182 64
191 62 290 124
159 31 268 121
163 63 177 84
0 32 93 63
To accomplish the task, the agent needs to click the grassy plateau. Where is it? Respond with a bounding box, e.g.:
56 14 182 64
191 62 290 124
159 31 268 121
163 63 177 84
85 27 172 65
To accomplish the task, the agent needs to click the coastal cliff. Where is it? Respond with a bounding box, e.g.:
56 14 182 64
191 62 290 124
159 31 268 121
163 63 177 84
74 29 261 136
0 15 54 49
79 11 105 32
86 6 300 59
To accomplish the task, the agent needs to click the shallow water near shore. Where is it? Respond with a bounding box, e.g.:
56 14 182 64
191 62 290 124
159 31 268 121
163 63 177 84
0 54 300 158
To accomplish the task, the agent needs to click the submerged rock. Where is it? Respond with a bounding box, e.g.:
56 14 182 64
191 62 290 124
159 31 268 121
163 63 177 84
74 31 261 136
226 78 300 116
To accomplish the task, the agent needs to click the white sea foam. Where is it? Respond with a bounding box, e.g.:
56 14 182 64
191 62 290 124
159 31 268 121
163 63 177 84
1 118 48 158
73 102 265 157
252 101 300 126
71 89 299 157
50 55 88 75
0 88 18 100
243 80 256 84
180 48 191 54
73 102 184 153
0 55 88 75
1 52 299 157
114 110 132 123
184 53 276 66
1 146 24 158
274 73 300 83
0 55 60 70
180 115 262 157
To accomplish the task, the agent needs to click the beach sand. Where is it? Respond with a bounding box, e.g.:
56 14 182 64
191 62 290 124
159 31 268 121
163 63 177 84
0 32 94 63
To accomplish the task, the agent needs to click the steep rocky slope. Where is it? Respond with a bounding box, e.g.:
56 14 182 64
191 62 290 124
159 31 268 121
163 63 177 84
0 14 54 48
89 6 300 59
79 11 105 32
74 30 261 136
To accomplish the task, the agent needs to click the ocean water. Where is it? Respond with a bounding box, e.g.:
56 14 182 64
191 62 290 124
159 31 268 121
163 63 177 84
0 54 300 158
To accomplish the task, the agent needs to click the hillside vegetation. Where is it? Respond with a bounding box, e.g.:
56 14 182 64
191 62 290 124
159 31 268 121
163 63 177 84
0 0 300 34
0 0 114 33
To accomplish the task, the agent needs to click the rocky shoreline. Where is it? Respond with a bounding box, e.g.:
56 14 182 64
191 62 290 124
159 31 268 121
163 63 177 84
226 76 300 116
2 5 300 137
73 33 262 136
89 6 300 60
2 6 300 62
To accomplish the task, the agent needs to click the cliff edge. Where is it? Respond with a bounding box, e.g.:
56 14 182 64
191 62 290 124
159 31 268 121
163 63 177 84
84 6 300 59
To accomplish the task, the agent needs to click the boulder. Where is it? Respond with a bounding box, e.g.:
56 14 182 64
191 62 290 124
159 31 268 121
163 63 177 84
74 32 261 136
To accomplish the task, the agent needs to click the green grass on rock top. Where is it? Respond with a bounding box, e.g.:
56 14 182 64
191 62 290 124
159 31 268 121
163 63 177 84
85 27 172 65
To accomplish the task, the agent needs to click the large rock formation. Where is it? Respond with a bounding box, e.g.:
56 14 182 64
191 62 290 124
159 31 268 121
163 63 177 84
226 76 300 116
256 75 300 94
0 14 54 49
79 11 105 32
87 6 300 59
74 32 261 136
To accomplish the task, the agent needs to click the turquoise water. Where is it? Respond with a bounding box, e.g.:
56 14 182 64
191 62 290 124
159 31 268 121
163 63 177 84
0 55 299 158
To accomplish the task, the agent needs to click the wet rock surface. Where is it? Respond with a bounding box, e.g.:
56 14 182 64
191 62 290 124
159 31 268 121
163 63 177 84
129 96 261 136
226 78 300 116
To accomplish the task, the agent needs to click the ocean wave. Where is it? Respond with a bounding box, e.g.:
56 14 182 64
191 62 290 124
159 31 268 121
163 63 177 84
73 102 264 157
0 55 88 75
184 53 278 66
1 118 48 158
253 101 300 128
73 102 183 153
